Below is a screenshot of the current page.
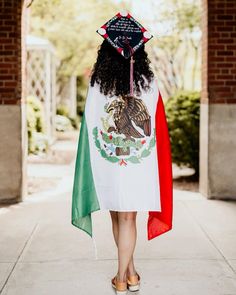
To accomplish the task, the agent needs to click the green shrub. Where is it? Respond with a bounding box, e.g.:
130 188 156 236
56 104 80 130
27 95 45 133
55 114 73 132
76 75 87 117
27 96 48 154
68 115 80 130
56 104 70 117
165 91 200 176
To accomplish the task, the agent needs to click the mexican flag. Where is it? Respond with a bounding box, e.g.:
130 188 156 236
71 80 173 240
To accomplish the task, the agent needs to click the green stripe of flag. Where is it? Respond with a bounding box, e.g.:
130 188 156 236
71 114 100 237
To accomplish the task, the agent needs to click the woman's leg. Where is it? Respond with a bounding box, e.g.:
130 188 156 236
117 211 137 282
109 211 137 277
110 211 119 245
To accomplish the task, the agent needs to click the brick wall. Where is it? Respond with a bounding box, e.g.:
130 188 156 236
202 0 236 104
0 0 23 105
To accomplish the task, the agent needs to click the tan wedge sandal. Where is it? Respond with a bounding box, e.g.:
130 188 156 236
127 272 141 292
111 275 128 295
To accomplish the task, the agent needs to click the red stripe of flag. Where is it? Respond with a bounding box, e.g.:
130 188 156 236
147 91 173 240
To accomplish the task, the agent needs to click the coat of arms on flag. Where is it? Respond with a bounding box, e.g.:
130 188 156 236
92 95 156 166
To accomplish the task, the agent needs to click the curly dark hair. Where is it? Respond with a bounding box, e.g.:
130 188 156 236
90 40 154 97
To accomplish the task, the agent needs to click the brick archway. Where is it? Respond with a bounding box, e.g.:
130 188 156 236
0 0 235 203
200 0 236 199
0 0 27 203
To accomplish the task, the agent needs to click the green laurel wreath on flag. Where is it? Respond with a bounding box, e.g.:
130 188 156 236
92 127 156 165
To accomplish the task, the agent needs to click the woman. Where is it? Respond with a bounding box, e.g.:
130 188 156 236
72 12 173 295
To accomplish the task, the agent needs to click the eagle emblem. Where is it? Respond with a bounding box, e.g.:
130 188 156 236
93 96 156 166
106 95 151 140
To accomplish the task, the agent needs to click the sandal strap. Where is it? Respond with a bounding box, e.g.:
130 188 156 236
112 276 127 291
127 273 140 285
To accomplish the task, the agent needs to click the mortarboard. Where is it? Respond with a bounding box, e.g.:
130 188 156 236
97 11 153 96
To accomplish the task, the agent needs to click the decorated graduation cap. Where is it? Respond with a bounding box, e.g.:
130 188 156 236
97 11 153 96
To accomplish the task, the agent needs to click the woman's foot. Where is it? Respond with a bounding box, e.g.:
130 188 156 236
127 272 141 292
111 275 128 295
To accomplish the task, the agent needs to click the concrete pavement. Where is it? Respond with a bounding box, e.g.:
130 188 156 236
0 135 236 295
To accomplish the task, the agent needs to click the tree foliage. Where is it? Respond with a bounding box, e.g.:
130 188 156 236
30 0 122 77
146 0 201 97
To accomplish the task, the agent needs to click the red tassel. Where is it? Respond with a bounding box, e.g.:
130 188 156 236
130 56 134 96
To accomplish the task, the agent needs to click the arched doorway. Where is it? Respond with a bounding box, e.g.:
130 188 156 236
0 0 235 203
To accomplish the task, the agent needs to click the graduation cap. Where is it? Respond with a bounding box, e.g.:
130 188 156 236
97 11 153 96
